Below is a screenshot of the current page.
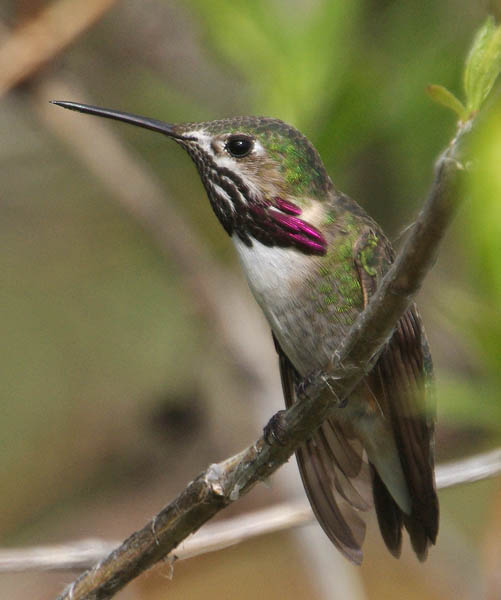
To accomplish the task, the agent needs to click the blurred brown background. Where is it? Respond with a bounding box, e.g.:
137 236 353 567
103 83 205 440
0 1 500 599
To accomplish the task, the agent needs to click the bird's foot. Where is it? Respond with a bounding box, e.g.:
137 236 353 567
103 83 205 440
263 410 288 446
297 370 348 408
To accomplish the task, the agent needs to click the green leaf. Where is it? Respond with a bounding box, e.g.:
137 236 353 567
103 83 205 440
464 16 501 114
426 84 466 119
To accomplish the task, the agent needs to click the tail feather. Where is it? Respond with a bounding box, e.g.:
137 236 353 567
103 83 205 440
272 302 439 564
371 466 403 558
366 309 439 559
355 410 412 515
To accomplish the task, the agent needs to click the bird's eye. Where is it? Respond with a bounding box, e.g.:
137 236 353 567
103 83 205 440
225 135 253 158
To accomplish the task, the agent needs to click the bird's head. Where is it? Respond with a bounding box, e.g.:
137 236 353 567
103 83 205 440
52 102 330 255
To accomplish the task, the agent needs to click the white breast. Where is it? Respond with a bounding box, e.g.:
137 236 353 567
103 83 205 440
233 237 307 308
233 235 335 375
233 236 313 363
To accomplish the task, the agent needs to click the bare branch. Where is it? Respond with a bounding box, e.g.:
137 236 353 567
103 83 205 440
0 449 498 575
44 117 470 600
435 447 501 489
0 540 117 574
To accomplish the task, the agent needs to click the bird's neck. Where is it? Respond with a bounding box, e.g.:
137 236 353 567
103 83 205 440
230 193 329 256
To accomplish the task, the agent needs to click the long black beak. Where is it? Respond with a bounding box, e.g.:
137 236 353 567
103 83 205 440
50 100 190 140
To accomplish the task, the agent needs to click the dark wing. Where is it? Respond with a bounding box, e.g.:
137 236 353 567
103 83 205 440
273 334 372 564
354 228 439 560
272 225 438 563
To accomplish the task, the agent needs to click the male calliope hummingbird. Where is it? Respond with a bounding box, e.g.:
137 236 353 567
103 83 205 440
52 100 439 564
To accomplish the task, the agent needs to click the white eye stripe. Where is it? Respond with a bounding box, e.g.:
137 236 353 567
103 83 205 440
214 154 243 171
188 134 262 205
185 130 211 152
253 139 265 155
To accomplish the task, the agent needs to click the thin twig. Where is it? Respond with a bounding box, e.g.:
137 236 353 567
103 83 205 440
0 448 498 574
48 118 470 600
435 447 501 489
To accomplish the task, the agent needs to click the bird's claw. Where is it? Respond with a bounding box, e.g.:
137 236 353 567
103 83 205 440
263 410 288 446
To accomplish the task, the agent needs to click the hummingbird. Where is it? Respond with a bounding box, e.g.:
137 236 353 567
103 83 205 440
52 100 439 564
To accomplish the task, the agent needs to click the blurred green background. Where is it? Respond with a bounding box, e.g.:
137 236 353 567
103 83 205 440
0 1 500 599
